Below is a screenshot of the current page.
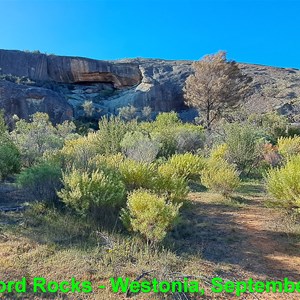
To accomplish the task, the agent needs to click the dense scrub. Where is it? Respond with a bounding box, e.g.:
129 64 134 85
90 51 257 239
1 108 299 246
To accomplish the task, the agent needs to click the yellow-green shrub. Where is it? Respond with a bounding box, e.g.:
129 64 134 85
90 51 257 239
58 168 126 218
89 153 125 170
265 155 300 209
277 136 300 159
155 165 189 203
118 159 188 202
210 143 229 161
158 153 206 180
201 159 240 197
60 134 98 171
121 189 182 243
119 159 157 190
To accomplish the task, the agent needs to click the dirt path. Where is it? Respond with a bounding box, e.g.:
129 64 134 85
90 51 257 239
180 183 300 299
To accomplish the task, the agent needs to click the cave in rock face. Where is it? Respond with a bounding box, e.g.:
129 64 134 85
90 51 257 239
73 72 139 88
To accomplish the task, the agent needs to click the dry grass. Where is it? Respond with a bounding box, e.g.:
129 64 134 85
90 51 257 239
1 181 300 299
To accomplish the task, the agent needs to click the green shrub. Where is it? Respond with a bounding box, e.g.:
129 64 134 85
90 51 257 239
155 111 181 126
223 122 264 176
265 155 300 210
248 112 288 144
119 159 157 190
58 168 126 219
210 143 229 161
141 112 204 158
11 112 76 166
120 131 160 163
17 161 61 203
201 158 240 197
0 138 21 180
121 189 182 243
158 153 206 180
277 136 300 160
95 116 138 155
155 165 189 203
60 135 98 171
88 153 125 170
119 159 188 203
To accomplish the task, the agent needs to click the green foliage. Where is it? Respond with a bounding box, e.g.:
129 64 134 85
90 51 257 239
120 131 160 163
0 138 21 180
11 112 76 166
141 112 204 158
0 110 7 135
121 189 182 243
223 122 264 176
248 112 288 144
95 116 138 155
155 111 181 126
17 161 62 203
119 159 157 190
158 153 206 180
0 111 21 180
60 134 98 171
277 136 300 160
201 158 240 197
266 155 300 210
210 143 229 161
154 167 189 203
119 158 188 203
88 153 125 171
58 168 126 218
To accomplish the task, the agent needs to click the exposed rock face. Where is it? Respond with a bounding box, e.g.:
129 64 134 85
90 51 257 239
0 49 300 123
0 50 141 87
0 80 73 123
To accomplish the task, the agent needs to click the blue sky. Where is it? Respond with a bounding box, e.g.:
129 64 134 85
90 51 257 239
0 0 299 68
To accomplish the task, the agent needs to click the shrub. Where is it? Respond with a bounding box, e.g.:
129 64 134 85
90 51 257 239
120 131 160 163
223 122 264 176
119 160 157 190
0 138 21 180
141 106 152 121
89 153 125 170
121 189 182 243
119 159 188 203
265 155 300 210
60 135 98 171
58 168 126 219
277 136 300 160
155 165 189 203
210 143 229 161
17 161 62 203
95 116 138 155
201 158 240 197
11 112 76 166
174 124 205 153
82 100 94 117
158 153 206 180
248 112 288 144
118 105 137 121
141 112 204 158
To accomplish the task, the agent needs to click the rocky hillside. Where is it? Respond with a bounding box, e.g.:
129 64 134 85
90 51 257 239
0 49 299 123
